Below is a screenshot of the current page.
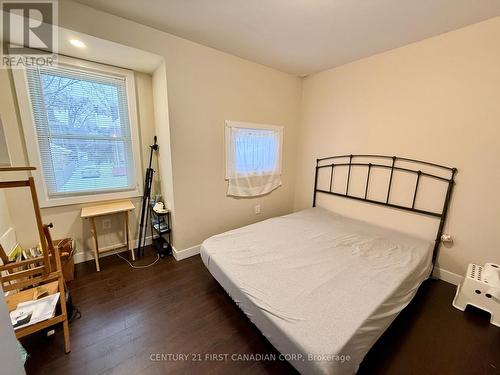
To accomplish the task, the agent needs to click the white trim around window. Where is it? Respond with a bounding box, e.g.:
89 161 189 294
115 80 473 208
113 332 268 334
12 56 143 207
224 120 283 197
224 120 284 180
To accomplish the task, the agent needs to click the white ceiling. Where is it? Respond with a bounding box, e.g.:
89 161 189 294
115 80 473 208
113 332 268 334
75 0 500 76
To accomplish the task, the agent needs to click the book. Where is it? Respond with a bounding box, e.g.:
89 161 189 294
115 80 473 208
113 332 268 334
8 244 22 262
154 222 169 232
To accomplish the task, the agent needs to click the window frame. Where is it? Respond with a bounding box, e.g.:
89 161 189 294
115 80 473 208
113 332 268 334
225 120 283 180
12 56 143 207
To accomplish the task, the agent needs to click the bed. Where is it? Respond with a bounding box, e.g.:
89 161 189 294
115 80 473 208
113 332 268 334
201 155 457 374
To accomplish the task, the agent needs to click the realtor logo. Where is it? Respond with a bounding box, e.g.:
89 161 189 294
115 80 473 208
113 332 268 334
1 0 58 67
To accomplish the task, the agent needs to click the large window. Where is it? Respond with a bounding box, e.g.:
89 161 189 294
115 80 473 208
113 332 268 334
225 121 283 197
13 57 142 207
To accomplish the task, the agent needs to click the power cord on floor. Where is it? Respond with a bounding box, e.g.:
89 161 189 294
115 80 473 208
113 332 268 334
116 253 160 269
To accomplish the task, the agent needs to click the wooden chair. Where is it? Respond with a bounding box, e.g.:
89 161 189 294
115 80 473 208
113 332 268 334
0 168 71 353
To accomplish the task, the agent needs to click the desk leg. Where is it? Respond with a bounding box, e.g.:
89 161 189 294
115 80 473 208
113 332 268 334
126 211 135 261
90 217 101 272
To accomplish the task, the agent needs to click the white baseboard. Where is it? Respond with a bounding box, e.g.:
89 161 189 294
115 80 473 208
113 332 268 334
433 267 463 286
73 236 152 264
172 244 200 261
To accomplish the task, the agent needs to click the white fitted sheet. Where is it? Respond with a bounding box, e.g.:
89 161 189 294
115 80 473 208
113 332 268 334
200 208 433 374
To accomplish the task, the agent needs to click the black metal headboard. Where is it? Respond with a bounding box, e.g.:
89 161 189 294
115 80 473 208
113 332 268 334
313 154 457 265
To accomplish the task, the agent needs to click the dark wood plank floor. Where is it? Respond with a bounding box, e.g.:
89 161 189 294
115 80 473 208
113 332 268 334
21 248 499 375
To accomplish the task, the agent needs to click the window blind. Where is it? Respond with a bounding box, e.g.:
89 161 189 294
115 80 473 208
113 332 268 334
25 64 136 198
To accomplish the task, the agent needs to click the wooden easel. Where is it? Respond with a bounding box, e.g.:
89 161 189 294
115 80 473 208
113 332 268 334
0 167 71 353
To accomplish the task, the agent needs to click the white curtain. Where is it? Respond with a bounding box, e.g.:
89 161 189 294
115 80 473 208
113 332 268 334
225 122 283 197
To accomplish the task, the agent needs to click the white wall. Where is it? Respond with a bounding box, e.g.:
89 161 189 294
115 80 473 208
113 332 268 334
2 1 494 277
0 192 22 375
0 190 12 240
0 296 24 375
0 1 301 256
151 62 175 221
294 17 500 276
55 1 302 251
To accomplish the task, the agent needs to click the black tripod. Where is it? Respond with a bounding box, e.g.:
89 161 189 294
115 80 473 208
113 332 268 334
137 136 158 258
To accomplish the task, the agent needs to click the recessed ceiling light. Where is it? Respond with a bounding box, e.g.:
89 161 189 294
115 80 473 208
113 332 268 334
69 39 86 48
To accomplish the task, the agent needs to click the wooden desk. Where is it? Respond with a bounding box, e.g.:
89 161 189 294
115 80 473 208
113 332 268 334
81 200 136 272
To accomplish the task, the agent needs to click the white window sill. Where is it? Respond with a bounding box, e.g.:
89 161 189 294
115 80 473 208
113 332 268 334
38 188 141 208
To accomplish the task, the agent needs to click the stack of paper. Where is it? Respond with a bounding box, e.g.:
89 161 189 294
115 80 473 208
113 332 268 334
10 293 60 330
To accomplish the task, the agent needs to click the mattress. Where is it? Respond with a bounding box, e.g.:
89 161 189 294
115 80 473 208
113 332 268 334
200 207 433 374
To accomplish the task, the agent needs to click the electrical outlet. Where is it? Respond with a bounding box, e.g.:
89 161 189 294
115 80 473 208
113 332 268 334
254 204 261 214
102 218 111 230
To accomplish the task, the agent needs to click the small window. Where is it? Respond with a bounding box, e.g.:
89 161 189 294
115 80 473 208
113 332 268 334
13 57 142 207
225 121 283 197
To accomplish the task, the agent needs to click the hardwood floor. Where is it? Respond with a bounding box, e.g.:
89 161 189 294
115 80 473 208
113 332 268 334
21 248 499 375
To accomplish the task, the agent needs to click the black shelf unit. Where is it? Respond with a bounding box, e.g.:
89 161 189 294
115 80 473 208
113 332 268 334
149 204 172 258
